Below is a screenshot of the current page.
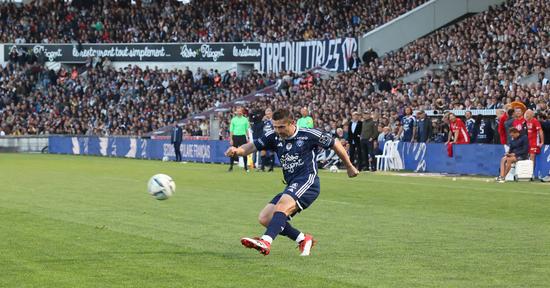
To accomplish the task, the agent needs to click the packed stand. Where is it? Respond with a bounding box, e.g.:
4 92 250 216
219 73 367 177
0 0 426 43
0 53 268 136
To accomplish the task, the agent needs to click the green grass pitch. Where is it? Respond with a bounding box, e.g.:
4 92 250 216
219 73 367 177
1 153 549 287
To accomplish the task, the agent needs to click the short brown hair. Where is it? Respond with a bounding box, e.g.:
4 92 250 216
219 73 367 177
272 109 294 121
509 127 519 134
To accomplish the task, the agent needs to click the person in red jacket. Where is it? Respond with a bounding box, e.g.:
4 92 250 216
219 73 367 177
446 113 470 144
524 109 544 161
497 106 509 144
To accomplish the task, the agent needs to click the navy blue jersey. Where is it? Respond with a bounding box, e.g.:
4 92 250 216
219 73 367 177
466 118 475 137
263 119 274 133
254 127 335 183
474 119 493 143
401 115 415 141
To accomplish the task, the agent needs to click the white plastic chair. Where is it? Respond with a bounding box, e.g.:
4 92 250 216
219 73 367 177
375 141 393 171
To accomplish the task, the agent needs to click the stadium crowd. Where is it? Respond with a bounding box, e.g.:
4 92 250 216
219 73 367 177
0 0 425 43
0 56 269 136
1 0 550 147
228 0 550 143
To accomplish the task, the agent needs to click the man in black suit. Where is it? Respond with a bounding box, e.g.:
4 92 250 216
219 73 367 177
347 111 362 168
415 110 433 142
171 121 183 162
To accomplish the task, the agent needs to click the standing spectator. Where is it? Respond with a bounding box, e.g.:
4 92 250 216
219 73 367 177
472 115 494 144
360 111 378 171
171 121 183 162
447 113 470 144
415 110 432 143
537 113 550 145
296 107 314 129
228 107 250 172
464 111 475 141
398 107 416 142
347 52 361 71
497 106 511 144
362 48 378 65
347 111 362 168
496 128 529 183
504 109 515 145
524 110 544 162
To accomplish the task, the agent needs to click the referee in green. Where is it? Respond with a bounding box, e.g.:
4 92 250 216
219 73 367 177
228 107 250 172
297 107 314 128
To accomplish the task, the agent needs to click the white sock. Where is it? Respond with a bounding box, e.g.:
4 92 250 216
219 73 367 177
295 233 305 244
261 235 273 244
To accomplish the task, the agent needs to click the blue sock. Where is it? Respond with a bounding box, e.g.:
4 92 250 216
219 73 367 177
264 211 288 241
280 222 301 241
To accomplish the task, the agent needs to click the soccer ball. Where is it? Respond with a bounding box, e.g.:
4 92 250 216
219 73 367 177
162 156 169 162
329 165 339 173
147 174 176 200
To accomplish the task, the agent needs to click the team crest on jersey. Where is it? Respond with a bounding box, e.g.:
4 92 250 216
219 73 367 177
286 143 293 150
296 140 304 147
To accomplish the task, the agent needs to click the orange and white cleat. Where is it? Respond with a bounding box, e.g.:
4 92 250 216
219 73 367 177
298 234 316 256
241 237 271 255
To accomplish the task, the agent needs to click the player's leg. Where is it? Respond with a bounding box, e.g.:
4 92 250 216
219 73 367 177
258 202 303 242
228 136 237 171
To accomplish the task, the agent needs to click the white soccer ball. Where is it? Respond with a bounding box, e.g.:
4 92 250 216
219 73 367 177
147 174 176 200
162 156 169 162
329 165 339 173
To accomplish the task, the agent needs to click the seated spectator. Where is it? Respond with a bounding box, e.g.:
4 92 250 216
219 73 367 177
496 127 529 183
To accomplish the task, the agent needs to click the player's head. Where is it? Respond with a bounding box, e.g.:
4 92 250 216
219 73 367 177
300 107 309 117
524 109 534 120
404 107 413 116
514 108 523 118
236 106 243 116
265 108 273 119
509 127 520 139
465 111 472 119
448 113 457 123
272 108 296 139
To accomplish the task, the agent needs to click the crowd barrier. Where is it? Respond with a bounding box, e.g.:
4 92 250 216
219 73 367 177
397 142 550 178
48 136 550 178
48 136 231 163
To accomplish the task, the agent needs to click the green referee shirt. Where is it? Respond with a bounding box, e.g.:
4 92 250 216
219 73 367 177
230 115 249 136
297 116 314 128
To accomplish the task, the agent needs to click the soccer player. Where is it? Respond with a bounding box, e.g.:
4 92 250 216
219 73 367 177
512 108 527 136
446 113 470 144
524 110 544 161
398 107 415 142
260 108 275 172
465 111 475 140
225 109 359 256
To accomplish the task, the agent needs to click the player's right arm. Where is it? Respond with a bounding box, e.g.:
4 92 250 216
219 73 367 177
225 142 257 157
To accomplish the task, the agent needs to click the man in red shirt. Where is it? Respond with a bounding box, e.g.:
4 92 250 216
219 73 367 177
446 113 470 144
512 108 527 135
524 110 544 161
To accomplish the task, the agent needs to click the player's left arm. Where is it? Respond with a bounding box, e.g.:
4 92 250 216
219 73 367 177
332 139 359 178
